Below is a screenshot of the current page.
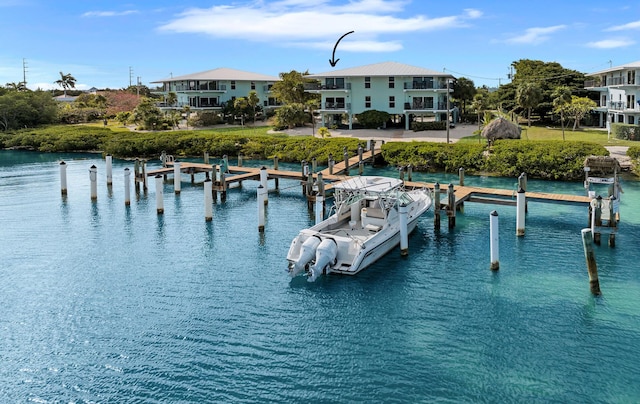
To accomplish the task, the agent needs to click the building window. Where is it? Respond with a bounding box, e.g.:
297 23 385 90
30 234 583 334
389 96 395 108
628 70 636 85
251 81 256 90
231 81 236 90
630 116 635 125
388 77 395 88
365 96 371 108
365 77 370 89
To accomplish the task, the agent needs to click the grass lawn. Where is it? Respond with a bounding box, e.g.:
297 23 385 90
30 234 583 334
458 125 638 147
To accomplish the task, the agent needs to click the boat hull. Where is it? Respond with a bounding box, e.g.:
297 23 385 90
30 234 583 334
287 182 431 279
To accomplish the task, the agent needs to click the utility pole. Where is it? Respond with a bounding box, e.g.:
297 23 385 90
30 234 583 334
22 58 28 87
129 66 133 88
137 76 141 96
446 78 450 144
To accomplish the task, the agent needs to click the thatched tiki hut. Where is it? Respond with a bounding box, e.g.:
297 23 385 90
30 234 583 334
481 118 521 142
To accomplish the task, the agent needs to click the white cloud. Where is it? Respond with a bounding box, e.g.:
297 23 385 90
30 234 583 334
82 10 139 17
158 1 482 52
605 20 640 31
586 38 635 49
504 25 566 45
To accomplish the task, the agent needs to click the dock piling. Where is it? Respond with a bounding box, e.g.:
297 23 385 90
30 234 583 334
173 162 181 195
581 228 601 295
458 167 465 186
60 161 68 196
258 185 266 232
204 178 213 221
315 195 324 224
490 210 499 270
106 154 113 186
447 183 456 229
260 166 268 205
124 168 131 206
89 165 98 201
434 182 441 230
399 202 409 256
516 187 526 236
155 174 164 214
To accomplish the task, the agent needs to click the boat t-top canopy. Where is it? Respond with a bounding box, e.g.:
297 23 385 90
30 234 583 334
332 176 403 194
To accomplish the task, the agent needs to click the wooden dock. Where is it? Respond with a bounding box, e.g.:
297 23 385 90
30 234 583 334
137 152 598 229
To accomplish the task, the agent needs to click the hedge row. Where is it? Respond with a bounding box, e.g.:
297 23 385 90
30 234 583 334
1 125 612 180
611 123 640 141
382 140 608 180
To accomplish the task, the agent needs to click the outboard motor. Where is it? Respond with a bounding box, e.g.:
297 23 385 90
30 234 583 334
290 236 321 277
308 238 338 282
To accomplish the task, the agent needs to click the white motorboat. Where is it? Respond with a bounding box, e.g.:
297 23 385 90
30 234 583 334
287 176 432 281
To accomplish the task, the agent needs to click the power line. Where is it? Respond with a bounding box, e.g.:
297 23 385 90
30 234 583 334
443 68 502 81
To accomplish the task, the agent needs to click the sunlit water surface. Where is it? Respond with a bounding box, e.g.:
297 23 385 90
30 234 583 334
1 150 639 403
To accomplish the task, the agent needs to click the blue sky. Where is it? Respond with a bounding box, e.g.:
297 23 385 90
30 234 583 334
1 0 639 91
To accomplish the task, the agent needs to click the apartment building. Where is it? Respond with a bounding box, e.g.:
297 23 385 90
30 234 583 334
585 60 640 127
305 61 455 130
151 67 280 111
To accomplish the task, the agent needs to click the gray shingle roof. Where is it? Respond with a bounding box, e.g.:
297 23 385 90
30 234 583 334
151 67 280 83
307 61 455 78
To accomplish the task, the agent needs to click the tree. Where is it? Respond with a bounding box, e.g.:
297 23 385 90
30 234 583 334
131 97 163 130
5 82 27 92
452 77 476 115
565 96 596 131
233 97 248 126
0 90 58 130
54 72 76 97
271 70 319 105
495 59 589 122
516 82 543 127
247 91 260 124
470 89 491 133
552 86 572 140
166 92 177 107
274 103 307 129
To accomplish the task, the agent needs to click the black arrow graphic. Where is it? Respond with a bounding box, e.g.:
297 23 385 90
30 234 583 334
329 31 354 67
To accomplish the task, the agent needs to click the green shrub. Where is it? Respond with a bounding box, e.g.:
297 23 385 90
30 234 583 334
382 142 485 173
485 140 607 180
628 145 640 159
355 110 390 129
611 123 640 141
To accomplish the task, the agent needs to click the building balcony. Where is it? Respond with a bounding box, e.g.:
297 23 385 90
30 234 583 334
322 102 350 111
403 102 448 111
170 85 227 92
304 83 351 91
403 81 436 90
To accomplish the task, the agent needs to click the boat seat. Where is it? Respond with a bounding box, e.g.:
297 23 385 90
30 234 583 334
365 208 385 219
365 224 381 232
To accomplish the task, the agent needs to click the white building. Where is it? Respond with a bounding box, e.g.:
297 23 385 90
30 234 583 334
151 67 281 112
305 61 455 130
585 60 640 127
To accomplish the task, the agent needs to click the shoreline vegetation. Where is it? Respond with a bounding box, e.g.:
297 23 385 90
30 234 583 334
1 124 638 181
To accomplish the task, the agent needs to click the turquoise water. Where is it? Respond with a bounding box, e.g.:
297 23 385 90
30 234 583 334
1 149 639 403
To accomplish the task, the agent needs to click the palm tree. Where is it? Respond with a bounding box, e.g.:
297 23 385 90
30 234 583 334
470 91 490 137
5 81 27 92
234 97 248 126
166 92 177 107
54 72 76 97
552 86 572 141
247 91 260 124
515 81 543 127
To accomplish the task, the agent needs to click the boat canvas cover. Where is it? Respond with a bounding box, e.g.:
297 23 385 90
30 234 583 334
332 176 403 194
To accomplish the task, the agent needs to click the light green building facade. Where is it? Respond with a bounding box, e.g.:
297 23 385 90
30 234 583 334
151 67 281 111
305 61 456 130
